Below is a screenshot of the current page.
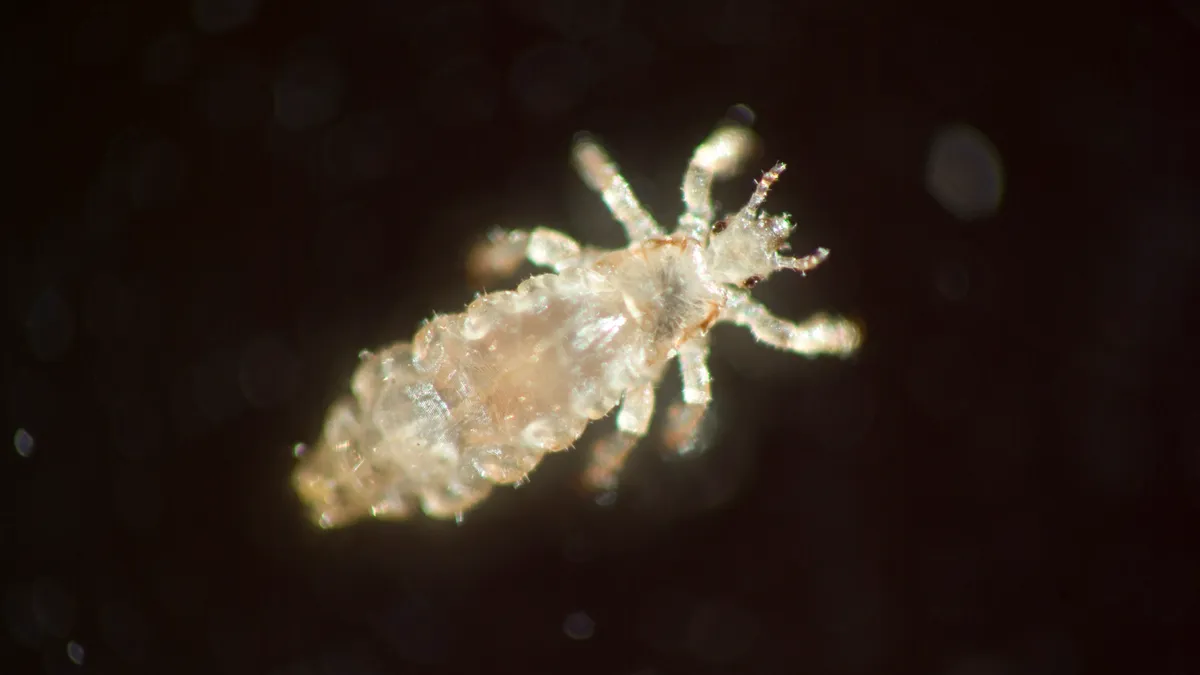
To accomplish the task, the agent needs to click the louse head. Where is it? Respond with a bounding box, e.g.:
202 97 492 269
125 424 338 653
704 162 830 289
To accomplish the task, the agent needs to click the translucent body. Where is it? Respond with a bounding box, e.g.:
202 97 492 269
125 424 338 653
293 118 863 528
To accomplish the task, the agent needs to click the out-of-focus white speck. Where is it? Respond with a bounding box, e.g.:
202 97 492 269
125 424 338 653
563 611 595 640
67 640 85 665
14 428 34 457
926 124 1005 221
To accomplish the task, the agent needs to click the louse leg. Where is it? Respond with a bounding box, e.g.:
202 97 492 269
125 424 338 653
662 337 712 454
583 381 656 492
723 294 863 358
676 125 758 239
467 226 584 285
571 135 664 242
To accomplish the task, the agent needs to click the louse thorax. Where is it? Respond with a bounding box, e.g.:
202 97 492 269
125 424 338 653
591 235 727 358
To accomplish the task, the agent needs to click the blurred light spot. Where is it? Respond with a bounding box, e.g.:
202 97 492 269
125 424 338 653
421 57 499 127
67 641 85 665
727 103 756 127
273 41 345 132
563 611 595 639
14 428 34 458
239 336 300 408
510 42 591 118
201 59 270 131
26 288 75 362
926 124 1005 220
143 31 193 84
192 0 261 35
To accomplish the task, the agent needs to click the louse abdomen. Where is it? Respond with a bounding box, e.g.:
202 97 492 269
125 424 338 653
295 269 654 524
403 270 649 482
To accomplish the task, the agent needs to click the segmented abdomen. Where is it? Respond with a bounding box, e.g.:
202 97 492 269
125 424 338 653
294 267 649 526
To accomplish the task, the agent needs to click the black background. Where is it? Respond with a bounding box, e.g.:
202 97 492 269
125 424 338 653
6 1 1200 674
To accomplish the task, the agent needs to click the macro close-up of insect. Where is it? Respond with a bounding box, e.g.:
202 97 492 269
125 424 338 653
11 3 1196 673
292 117 864 528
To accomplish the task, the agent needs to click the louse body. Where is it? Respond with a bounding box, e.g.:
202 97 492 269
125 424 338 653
293 118 863 528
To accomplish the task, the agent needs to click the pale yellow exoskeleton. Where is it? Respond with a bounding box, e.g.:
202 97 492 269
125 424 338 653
293 115 863 528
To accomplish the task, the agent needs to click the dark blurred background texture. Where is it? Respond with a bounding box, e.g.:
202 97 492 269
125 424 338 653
6 1 1199 674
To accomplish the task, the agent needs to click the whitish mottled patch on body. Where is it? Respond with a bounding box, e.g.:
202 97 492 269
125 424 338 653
293 111 863 528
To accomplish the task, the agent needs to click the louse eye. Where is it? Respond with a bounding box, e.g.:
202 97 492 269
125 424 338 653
742 275 763 288
711 219 727 234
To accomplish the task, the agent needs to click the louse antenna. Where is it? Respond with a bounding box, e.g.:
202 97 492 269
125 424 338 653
776 247 830 274
740 161 786 217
